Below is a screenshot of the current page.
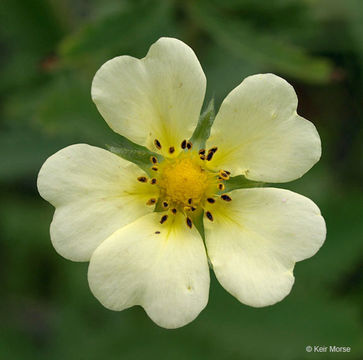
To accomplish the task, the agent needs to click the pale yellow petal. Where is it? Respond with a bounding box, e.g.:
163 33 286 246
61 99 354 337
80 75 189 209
88 212 210 329
205 188 326 307
92 37 206 156
207 74 321 182
37 144 158 261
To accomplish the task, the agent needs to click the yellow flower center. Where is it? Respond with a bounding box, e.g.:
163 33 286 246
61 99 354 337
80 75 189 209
136 138 233 229
158 156 211 208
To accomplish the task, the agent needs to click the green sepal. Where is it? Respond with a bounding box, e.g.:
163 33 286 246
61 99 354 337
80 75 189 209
153 198 165 213
189 98 215 149
190 208 214 269
106 135 162 176
222 175 265 193
189 207 205 241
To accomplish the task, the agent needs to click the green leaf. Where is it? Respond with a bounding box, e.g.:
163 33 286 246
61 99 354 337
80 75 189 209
223 175 264 193
189 0 334 84
189 98 216 149
0 126 66 181
59 0 172 61
107 137 162 175
0 0 65 94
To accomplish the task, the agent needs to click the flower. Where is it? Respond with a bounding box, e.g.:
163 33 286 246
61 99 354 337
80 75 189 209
38 37 326 329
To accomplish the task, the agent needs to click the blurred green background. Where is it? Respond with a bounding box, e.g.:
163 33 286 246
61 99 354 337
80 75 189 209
1 0 362 359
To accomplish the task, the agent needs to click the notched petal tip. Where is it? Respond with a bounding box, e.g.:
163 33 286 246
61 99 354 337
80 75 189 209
205 187 325 308
87 213 210 329
208 73 323 183
39 144 157 262
91 37 206 151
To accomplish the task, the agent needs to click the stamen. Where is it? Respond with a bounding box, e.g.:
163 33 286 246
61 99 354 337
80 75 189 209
207 197 215 204
155 231 160 234
137 176 147 183
186 217 193 229
206 147 218 161
206 211 214 221
156 153 213 216
151 178 157 185
169 146 175 154
221 194 232 202
151 166 158 171
171 208 177 214
199 149 206 160
225 170 231 175
206 151 214 161
219 170 230 180
218 183 225 191
181 139 187 149
154 139 162 150
162 201 169 209
186 141 192 150
146 198 157 205
160 215 168 224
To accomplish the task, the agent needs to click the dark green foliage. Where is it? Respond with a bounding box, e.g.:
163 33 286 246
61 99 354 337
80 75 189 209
0 0 362 359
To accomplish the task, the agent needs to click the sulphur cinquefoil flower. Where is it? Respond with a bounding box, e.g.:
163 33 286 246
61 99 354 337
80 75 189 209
38 37 326 329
